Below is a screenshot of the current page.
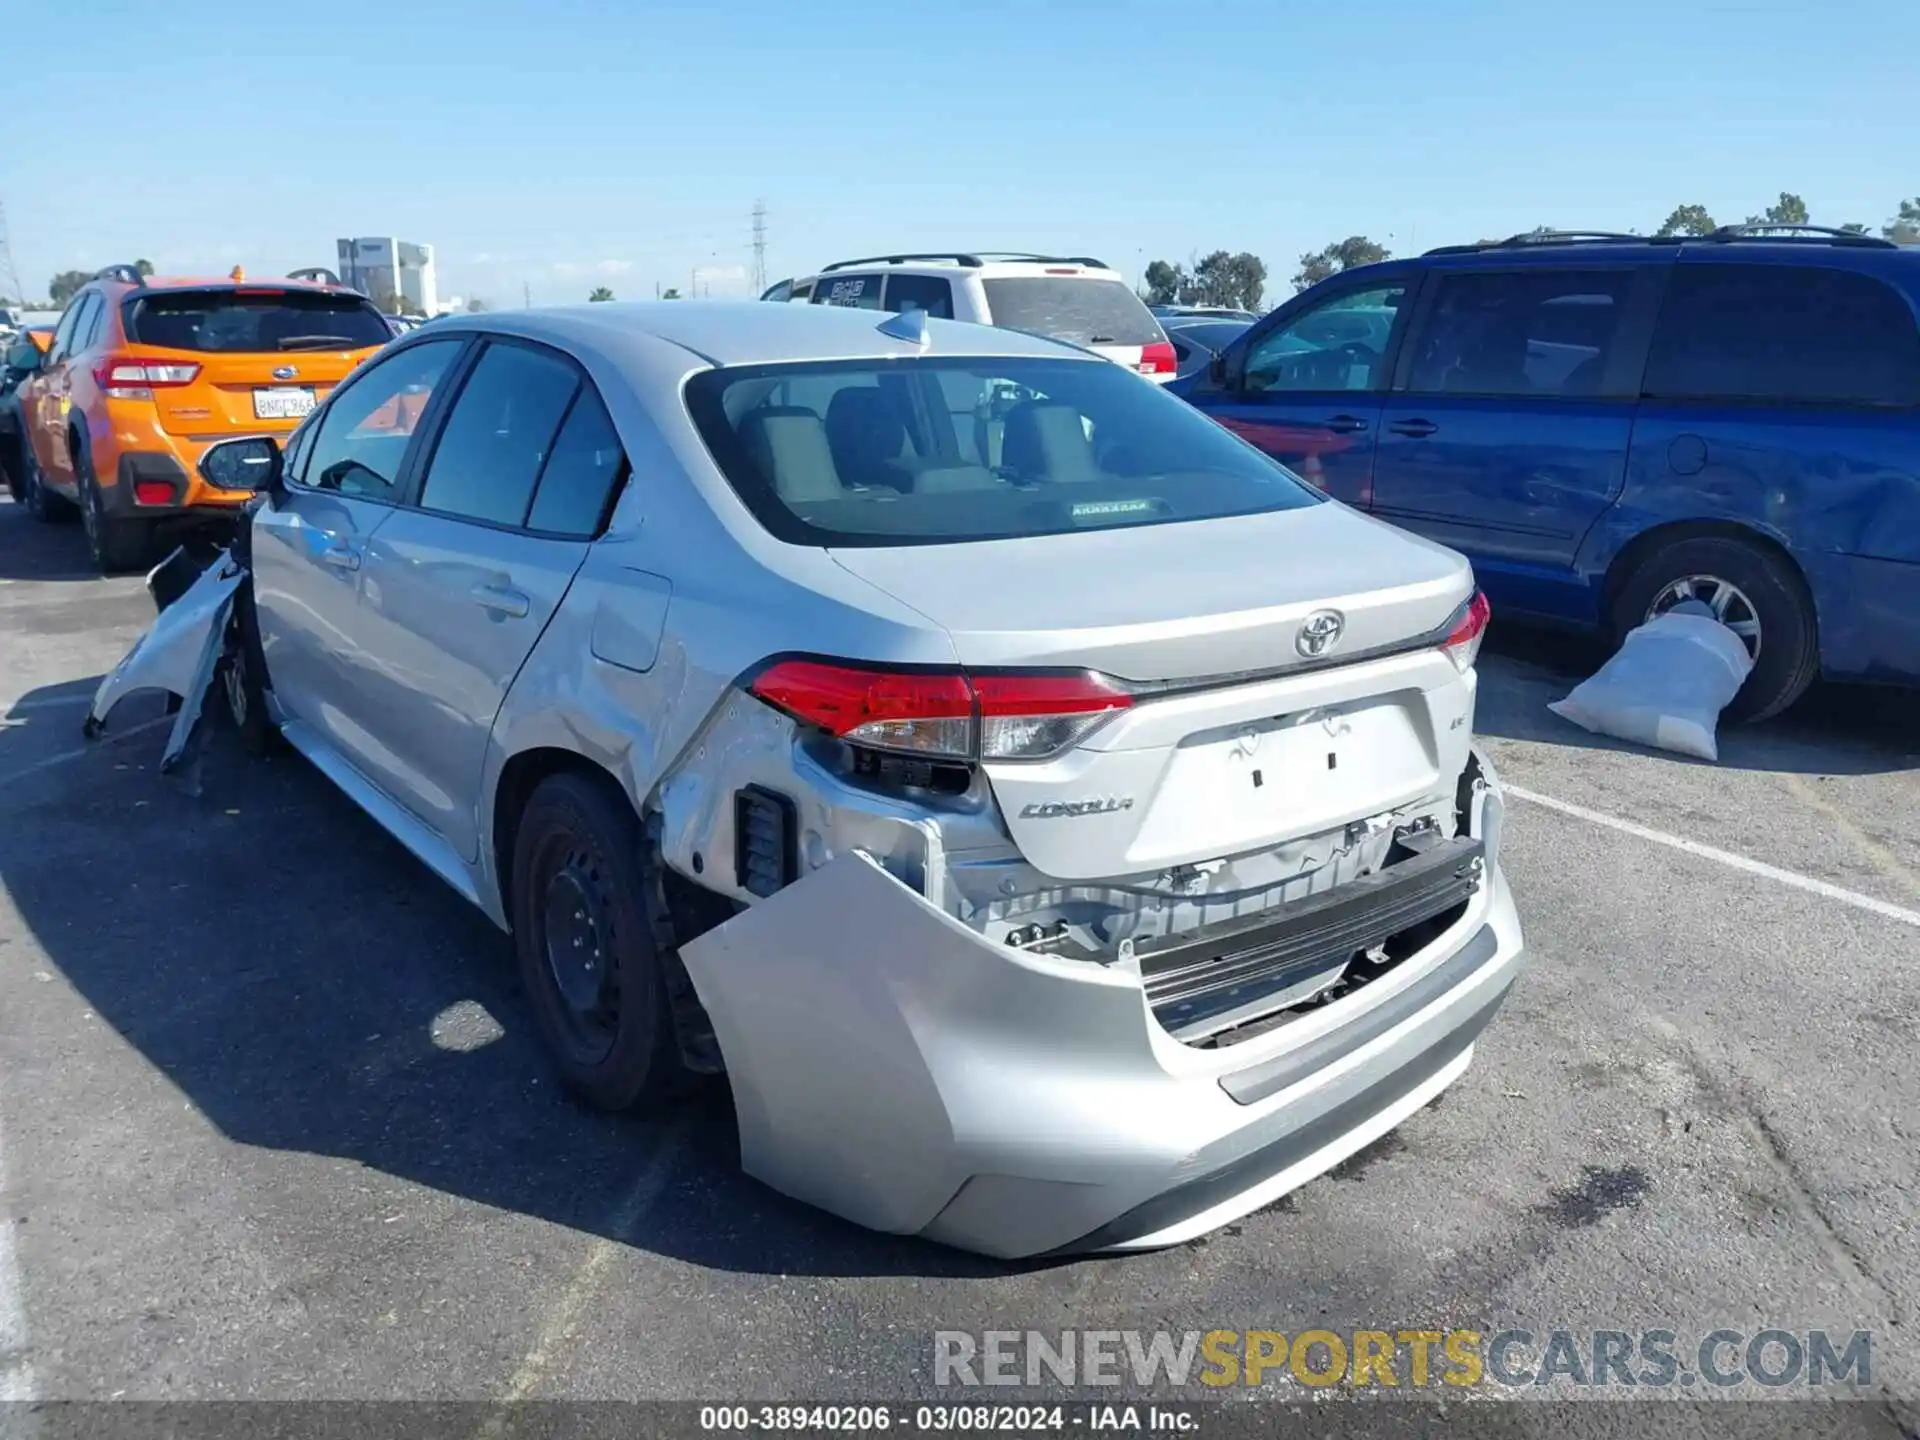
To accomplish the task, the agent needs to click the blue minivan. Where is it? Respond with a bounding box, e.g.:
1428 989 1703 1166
1173 228 1920 719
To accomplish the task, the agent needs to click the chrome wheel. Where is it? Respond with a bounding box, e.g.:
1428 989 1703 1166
1646 574 1762 659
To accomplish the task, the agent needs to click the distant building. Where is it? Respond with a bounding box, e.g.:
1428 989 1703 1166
336 237 438 317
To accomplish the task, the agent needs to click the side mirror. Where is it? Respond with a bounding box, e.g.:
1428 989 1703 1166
1206 351 1230 388
198 435 282 495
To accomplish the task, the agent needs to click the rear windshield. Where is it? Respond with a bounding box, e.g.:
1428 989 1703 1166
980 277 1165 347
123 289 393 354
684 356 1322 547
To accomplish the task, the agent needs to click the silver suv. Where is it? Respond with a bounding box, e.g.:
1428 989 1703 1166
91 300 1526 1258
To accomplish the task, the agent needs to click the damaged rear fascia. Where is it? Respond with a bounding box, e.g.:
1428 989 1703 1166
654 688 1478 972
84 547 244 780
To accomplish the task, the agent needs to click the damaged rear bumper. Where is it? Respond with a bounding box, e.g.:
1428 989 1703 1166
679 769 1526 1259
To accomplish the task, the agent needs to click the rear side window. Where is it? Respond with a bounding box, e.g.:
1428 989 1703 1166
812 274 884 309
1643 265 1920 407
883 274 954 319
1405 269 1634 397
73 295 107 353
979 277 1163 346
525 388 628 536
419 342 580 526
685 356 1321 548
124 289 393 354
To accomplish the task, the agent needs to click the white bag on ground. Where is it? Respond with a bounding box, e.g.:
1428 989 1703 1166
1547 603 1754 762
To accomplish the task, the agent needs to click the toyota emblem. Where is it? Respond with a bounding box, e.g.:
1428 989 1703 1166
1296 610 1345 657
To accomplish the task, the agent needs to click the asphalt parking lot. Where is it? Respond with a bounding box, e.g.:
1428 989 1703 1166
2 494 1917 1427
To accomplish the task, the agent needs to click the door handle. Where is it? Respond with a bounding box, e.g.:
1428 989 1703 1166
318 545 361 572
470 583 531 619
1389 418 1438 439
1324 414 1370 434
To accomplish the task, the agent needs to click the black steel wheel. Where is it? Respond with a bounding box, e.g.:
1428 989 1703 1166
510 772 685 1111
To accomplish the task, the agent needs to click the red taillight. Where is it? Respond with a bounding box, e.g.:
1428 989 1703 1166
94 354 200 400
132 481 174 505
1442 590 1492 672
748 660 1132 761
1137 340 1177 376
1043 267 1080 275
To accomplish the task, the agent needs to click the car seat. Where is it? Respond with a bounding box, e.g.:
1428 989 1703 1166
738 406 844 503
1000 401 1100 483
824 388 918 493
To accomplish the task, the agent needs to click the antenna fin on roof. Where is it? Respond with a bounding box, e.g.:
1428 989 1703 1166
877 307 932 347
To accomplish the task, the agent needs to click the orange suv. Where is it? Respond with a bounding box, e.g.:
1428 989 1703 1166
16 264 393 572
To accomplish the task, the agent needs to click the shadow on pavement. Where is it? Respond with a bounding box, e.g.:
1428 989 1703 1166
1477 620 1920 775
0 492 93 581
0 669 1025 1284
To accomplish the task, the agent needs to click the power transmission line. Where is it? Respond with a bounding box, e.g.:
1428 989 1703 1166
0 201 24 305
750 200 768 296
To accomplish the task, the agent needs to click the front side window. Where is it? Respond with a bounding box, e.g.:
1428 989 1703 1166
417 342 580 526
883 275 955 319
47 296 87 361
301 339 463 499
1240 282 1407 393
686 356 1322 548
812 274 884 309
1643 265 1920 407
1404 269 1633 397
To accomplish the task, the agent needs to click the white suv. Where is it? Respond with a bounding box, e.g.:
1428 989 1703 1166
762 252 1178 383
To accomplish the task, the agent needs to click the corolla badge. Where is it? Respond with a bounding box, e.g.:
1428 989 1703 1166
1296 609 1345 657
272 365 298 380
1020 797 1135 819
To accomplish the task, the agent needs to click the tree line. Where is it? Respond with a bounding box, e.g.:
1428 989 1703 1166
1138 192 1919 313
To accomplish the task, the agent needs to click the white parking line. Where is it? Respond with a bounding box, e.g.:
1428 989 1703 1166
0 1107 33 1402
1506 784 1920 930
0 715 171 789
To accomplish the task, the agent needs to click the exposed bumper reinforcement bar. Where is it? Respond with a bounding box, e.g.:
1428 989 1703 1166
1130 835 1485 1035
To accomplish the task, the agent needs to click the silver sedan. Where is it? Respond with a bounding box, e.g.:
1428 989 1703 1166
90 300 1525 1257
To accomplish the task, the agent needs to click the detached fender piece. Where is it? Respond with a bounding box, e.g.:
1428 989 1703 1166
85 548 245 774
678 833 1525 1259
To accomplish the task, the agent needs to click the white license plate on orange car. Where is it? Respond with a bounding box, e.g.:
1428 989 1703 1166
253 386 316 420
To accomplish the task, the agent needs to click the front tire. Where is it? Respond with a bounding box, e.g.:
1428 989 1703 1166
21 442 77 523
1612 535 1818 723
510 773 685 1112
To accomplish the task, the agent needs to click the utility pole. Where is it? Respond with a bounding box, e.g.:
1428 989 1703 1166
0 200 24 305
750 199 768 296
523 280 531 309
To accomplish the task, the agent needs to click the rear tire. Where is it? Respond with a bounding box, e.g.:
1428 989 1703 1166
76 441 150 575
510 773 686 1112
1612 535 1818 723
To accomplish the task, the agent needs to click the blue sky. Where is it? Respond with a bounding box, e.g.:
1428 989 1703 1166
7 0 1916 309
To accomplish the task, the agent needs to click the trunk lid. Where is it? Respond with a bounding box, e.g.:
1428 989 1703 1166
118 287 392 438
830 504 1480 880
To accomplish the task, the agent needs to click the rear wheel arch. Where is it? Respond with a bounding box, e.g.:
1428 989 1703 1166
491 747 634 930
1602 519 1821 721
1601 519 1814 624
